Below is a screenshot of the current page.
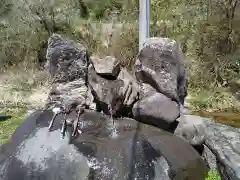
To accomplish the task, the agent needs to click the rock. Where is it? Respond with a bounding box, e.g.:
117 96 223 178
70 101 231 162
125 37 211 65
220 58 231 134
27 109 35 116
45 33 95 110
135 37 188 104
88 63 140 117
0 110 208 180
204 118 240 180
88 64 125 116
132 37 188 129
90 56 121 78
202 145 217 170
174 115 206 146
132 92 180 130
46 33 88 83
180 106 192 115
117 68 140 106
47 80 94 110
180 104 192 115
0 110 90 180
175 115 240 180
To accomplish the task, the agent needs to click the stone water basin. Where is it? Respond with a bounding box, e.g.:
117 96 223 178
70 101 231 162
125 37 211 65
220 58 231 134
0 110 208 180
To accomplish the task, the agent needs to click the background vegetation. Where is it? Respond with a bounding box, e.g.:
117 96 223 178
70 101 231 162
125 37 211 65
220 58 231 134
206 170 221 180
0 0 239 113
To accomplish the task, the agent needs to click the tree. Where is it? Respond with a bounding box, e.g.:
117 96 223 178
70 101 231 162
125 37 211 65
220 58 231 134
0 0 13 17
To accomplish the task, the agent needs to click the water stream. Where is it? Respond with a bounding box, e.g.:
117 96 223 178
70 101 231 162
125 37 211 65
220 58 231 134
108 104 118 138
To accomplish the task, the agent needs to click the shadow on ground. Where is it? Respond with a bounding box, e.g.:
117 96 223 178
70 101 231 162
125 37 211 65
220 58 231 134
0 116 12 121
229 80 240 101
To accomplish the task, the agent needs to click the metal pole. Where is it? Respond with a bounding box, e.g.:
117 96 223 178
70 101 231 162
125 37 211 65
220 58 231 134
139 0 150 51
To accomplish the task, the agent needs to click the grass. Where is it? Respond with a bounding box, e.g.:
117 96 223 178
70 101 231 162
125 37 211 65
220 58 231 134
188 87 240 113
0 67 50 110
0 108 27 144
205 170 221 180
0 67 50 144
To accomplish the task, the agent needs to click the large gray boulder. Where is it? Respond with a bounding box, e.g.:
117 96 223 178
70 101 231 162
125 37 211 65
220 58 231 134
46 34 88 83
132 37 188 129
175 114 240 180
0 110 208 180
204 118 240 180
45 34 95 110
135 37 188 104
174 115 206 146
132 92 180 130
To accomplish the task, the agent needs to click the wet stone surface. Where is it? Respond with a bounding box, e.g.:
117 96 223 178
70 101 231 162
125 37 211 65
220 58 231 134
204 118 240 180
0 110 208 180
176 113 240 180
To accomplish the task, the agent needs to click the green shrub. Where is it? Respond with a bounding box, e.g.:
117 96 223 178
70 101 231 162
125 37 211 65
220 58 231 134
0 108 27 144
206 170 221 180
111 22 139 69
0 69 50 109
188 87 240 112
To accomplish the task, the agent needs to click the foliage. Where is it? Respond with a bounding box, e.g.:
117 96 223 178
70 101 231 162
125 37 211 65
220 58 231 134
0 68 49 144
188 87 240 112
0 0 239 112
0 108 27 144
150 0 239 88
84 0 124 20
0 0 13 17
205 170 221 180
111 22 139 69
148 0 240 111
0 68 50 110
0 0 85 69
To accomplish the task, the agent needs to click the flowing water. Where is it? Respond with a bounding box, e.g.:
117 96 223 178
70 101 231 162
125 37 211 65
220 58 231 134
108 104 118 138
197 111 240 128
